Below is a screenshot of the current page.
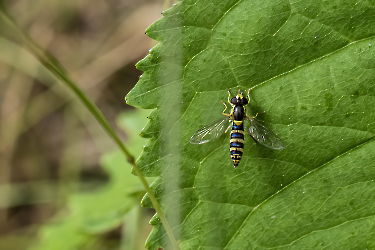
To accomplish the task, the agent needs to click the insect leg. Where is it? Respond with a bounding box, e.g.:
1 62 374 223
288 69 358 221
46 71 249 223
221 100 228 115
227 89 232 104
246 111 265 121
254 111 266 118
225 123 232 133
245 88 266 119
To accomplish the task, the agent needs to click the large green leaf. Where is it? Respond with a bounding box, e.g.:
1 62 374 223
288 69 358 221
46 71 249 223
126 0 375 249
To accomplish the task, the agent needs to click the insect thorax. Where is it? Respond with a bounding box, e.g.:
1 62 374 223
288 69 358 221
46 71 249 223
233 105 245 121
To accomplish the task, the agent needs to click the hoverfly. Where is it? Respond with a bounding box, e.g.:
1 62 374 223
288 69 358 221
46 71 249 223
190 89 284 168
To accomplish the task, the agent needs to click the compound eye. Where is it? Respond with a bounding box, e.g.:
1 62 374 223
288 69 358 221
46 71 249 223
231 97 238 104
242 98 248 105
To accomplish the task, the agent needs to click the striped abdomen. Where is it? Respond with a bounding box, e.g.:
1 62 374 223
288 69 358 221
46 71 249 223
230 122 245 168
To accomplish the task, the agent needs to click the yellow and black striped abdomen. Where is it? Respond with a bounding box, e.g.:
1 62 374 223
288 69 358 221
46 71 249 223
230 122 245 168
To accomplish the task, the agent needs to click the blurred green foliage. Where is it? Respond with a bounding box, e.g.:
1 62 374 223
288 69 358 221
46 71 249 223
30 109 153 250
0 1 160 250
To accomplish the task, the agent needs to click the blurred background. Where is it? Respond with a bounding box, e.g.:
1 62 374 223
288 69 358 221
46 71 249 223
0 0 172 249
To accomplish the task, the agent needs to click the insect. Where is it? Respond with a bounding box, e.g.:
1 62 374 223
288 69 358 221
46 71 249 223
190 89 284 168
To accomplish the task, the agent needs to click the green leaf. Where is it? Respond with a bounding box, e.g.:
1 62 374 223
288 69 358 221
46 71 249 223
126 0 375 249
31 110 152 250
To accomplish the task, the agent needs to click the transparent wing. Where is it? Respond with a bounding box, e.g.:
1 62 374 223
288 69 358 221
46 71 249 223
190 116 230 144
247 117 284 150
